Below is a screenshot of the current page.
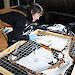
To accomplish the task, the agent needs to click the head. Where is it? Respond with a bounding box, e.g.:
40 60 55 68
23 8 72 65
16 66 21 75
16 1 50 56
30 3 44 22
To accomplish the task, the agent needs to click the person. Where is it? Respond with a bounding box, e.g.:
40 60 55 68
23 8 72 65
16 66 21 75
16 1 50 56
0 3 44 46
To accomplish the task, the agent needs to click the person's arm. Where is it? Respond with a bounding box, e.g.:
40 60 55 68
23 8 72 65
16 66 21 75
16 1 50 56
12 13 29 40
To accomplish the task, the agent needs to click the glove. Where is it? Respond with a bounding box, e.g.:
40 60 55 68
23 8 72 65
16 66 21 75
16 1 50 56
29 34 37 40
3 27 8 32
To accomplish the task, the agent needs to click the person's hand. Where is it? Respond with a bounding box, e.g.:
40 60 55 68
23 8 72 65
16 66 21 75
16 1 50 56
3 27 8 32
29 34 37 40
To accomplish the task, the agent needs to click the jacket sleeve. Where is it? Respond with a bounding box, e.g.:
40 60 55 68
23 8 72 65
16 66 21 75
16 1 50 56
8 12 29 40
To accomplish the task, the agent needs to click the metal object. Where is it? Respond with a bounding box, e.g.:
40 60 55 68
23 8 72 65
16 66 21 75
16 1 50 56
13 40 41 61
0 56 28 75
17 0 20 6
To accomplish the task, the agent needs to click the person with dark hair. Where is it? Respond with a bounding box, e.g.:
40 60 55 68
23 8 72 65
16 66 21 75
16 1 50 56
30 3 43 22
0 3 44 46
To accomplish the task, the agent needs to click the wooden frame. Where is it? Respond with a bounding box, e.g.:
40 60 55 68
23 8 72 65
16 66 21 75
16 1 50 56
0 29 75 75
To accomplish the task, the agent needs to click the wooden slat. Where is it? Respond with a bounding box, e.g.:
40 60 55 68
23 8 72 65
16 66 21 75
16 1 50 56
38 30 73 39
0 8 27 17
0 66 14 75
3 0 10 8
31 29 73 39
71 65 75 75
0 41 26 58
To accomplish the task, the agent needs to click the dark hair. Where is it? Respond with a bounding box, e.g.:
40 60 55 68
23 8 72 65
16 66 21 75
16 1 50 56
30 3 43 15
